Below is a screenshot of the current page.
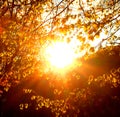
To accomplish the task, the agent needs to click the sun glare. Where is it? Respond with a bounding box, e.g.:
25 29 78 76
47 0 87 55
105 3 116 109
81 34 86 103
45 41 81 70
43 31 107 72
46 42 74 68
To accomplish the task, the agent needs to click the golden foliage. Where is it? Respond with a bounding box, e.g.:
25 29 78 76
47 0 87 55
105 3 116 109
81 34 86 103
0 0 120 116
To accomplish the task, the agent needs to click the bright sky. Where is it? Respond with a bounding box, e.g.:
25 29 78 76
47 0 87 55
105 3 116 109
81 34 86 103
53 0 62 5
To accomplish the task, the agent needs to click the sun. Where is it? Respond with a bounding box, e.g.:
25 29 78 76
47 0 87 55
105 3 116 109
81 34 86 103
45 41 77 69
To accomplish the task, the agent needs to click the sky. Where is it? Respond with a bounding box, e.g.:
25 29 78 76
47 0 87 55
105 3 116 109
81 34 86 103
53 0 62 5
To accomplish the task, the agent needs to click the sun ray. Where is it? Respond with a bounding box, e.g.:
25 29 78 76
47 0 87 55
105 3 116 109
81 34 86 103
43 39 84 73
45 41 75 68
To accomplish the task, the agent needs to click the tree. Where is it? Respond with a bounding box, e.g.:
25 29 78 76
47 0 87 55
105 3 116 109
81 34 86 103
0 0 120 117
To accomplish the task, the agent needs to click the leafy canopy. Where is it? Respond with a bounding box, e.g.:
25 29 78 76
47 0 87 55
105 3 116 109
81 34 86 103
0 0 120 116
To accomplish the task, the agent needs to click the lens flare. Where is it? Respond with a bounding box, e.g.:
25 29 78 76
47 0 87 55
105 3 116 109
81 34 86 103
44 39 83 71
46 42 75 68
